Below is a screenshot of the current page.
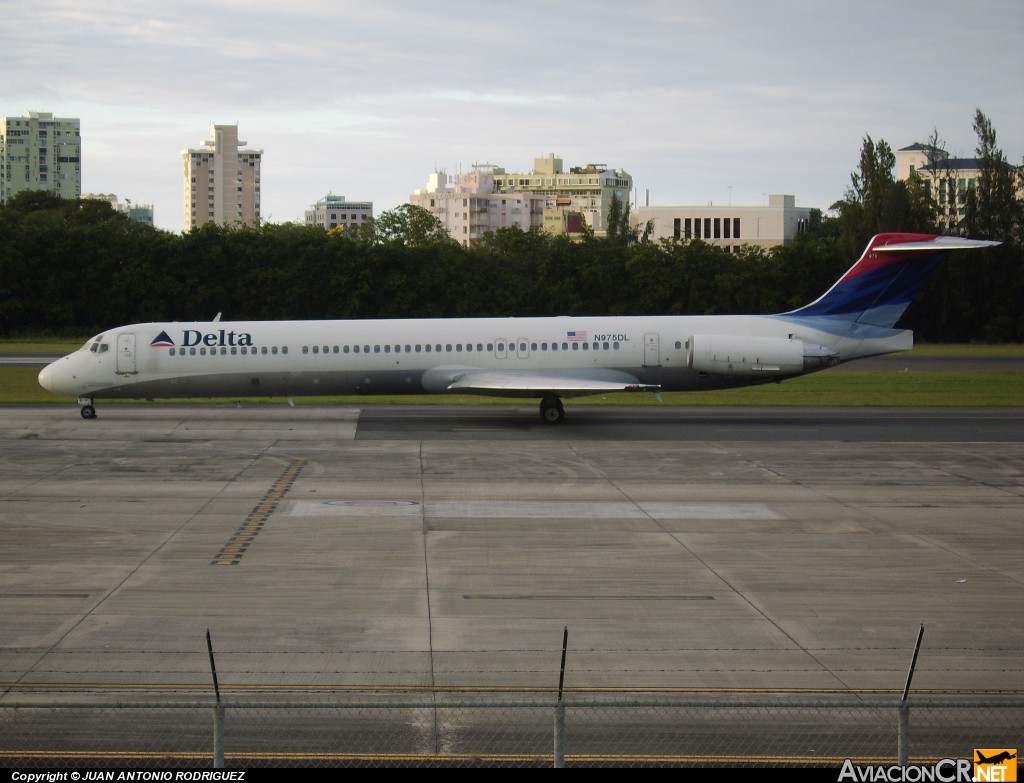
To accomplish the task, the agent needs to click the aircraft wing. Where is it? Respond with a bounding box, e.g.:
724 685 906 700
443 370 660 398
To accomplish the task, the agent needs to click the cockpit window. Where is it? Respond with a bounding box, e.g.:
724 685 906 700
88 342 110 353
85 334 107 352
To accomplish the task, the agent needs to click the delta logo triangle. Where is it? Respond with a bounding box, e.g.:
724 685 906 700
150 331 175 348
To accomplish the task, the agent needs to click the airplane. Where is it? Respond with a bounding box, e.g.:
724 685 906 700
37 232 999 423
976 751 1016 765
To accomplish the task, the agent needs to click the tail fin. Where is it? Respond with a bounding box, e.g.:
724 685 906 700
785 233 1000 328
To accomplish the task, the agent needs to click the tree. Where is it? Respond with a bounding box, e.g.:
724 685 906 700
963 109 1023 245
605 192 652 245
351 204 456 247
833 134 935 259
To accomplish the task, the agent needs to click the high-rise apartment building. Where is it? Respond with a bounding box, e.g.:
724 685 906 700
181 123 262 231
0 111 81 204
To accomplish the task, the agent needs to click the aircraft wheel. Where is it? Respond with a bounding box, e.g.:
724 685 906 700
539 397 564 424
80 405 97 419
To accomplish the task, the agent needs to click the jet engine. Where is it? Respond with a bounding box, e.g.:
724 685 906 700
686 335 838 377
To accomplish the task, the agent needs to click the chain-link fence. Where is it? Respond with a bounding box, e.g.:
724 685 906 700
2 692 1021 767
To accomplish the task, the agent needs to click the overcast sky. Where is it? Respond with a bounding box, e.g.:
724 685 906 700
4 0 1022 232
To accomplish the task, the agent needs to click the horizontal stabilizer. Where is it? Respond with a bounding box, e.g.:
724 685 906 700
874 236 1001 252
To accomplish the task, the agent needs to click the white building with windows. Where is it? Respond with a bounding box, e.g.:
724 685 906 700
632 194 811 250
181 123 262 231
897 143 982 231
305 194 373 231
409 154 634 245
0 111 81 204
409 167 546 246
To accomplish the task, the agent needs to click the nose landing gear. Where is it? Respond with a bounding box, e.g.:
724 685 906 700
78 397 97 419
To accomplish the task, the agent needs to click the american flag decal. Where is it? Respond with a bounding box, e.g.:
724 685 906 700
566 330 587 341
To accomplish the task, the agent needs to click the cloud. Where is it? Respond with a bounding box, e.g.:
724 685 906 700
3 0 1021 230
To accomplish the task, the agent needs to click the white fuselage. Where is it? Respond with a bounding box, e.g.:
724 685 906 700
38 314 912 402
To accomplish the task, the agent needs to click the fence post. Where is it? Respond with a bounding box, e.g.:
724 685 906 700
207 629 224 768
553 626 568 768
898 624 924 766
214 702 225 768
553 701 566 769
897 702 910 767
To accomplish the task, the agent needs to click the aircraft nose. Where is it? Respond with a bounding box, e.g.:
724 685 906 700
38 363 55 392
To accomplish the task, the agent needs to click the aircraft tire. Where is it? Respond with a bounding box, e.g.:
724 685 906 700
539 397 564 424
80 405 97 419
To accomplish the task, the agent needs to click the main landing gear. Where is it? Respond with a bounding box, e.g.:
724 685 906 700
78 397 97 419
539 395 565 425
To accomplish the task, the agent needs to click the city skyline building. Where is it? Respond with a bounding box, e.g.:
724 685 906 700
896 143 987 232
0 111 81 204
83 193 155 226
409 167 546 246
181 123 262 231
632 194 811 250
409 153 634 245
304 193 373 231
